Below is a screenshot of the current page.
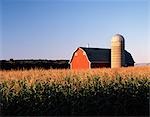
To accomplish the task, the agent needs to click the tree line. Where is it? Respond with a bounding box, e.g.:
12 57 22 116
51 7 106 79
0 59 70 70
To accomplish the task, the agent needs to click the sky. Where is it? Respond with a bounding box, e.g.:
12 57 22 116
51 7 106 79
0 0 150 63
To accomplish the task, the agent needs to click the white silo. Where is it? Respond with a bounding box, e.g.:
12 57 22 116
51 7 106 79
111 34 125 68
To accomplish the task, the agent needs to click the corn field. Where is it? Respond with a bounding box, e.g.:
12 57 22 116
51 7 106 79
0 66 150 116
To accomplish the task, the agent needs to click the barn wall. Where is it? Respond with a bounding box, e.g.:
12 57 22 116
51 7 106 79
127 63 134 66
70 48 90 69
91 63 110 68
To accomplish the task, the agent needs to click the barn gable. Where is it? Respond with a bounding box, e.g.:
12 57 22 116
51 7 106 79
70 48 91 69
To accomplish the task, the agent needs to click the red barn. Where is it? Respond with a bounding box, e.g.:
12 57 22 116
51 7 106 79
70 47 134 69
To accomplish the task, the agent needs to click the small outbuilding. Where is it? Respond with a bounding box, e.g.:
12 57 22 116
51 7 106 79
70 47 134 69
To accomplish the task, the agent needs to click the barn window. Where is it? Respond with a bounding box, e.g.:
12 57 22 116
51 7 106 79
75 52 78 56
83 51 86 55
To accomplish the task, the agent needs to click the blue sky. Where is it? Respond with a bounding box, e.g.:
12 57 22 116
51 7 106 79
0 0 149 63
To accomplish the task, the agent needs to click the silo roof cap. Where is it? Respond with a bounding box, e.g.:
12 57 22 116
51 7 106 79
111 34 125 42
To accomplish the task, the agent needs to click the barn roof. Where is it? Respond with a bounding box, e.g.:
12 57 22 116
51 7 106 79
124 50 135 64
80 47 111 63
80 47 135 64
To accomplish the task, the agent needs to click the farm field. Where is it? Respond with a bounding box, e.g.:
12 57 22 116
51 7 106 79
0 66 150 116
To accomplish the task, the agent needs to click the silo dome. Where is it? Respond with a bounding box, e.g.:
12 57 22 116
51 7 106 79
111 34 125 68
111 34 125 43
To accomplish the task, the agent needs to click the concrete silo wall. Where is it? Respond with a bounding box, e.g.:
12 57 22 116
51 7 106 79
111 34 125 68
